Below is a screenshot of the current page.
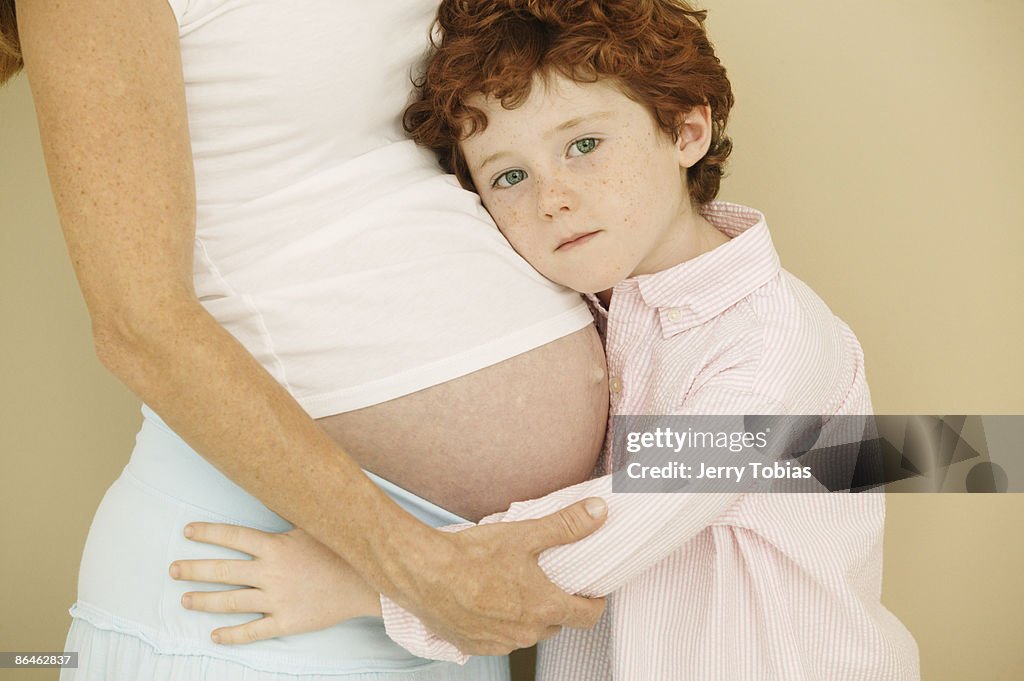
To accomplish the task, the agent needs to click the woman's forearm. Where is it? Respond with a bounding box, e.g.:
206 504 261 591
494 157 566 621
93 293 436 594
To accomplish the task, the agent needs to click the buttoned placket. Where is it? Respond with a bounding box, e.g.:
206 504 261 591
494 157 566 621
603 287 659 416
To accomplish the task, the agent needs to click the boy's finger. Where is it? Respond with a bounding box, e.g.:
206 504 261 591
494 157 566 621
170 558 256 587
183 522 274 555
183 587 264 615
211 617 282 646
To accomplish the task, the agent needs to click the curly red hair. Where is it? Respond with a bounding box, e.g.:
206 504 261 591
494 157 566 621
0 0 22 85
404 0 734 205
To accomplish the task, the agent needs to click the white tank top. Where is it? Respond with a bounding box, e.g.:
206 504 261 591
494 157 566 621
165 0 591 416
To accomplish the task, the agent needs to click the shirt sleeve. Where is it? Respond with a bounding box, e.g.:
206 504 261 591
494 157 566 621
381 386 786 662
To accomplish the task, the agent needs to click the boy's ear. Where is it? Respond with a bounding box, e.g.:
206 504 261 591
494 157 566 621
675 104 713 169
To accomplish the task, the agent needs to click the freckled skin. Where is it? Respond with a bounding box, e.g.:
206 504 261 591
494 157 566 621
461 76 730 295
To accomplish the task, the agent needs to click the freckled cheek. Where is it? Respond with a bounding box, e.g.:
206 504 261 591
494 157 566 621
487 201 519 233
492 205 543 258
598 174 645 233
583 172 627 222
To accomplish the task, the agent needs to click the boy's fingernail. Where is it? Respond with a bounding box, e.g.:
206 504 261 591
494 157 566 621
211 633 221 644
184 525 194 538
182 594 192 609
584 498 607 518
169 564 180 579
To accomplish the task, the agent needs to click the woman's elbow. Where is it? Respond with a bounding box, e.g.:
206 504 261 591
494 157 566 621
88 294 199 378
91 318 141 378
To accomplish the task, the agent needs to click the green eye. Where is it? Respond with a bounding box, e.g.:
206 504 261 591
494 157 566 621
495 169 527 188
571 138 598 155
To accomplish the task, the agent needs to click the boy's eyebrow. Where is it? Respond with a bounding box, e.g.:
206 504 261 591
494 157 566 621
476 150 513 174
475 111 616 172
547 111 615 137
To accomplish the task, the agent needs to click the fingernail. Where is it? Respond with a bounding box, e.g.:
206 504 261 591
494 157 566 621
211 633 221 644
184 525 194 538
182 594 192 609
169 563 180 579
584 498 607 518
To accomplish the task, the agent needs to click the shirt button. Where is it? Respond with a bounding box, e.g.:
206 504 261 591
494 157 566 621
667 308 681 322
609 376 623 393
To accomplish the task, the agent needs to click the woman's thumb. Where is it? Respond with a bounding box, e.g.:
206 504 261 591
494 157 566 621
529 497 608 552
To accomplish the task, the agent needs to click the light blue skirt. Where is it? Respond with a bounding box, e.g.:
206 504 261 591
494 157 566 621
61 406 509 680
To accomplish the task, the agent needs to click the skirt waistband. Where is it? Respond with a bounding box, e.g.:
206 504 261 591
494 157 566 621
129 405 467 528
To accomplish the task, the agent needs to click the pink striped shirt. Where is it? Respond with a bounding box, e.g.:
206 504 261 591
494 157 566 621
382 202 920 680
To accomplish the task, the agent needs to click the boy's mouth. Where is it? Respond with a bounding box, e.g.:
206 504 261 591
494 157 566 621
556 230 601 251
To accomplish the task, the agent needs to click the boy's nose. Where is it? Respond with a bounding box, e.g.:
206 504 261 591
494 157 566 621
537 176 578 219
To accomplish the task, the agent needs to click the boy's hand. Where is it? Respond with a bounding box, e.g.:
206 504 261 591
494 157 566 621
170 524 380 644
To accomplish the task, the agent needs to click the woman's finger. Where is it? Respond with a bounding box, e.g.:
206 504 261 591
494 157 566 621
538 625 562 642
183 587 265 615
184 522 276 555
518 498 607 555
210 616 284 646
170 558 256 586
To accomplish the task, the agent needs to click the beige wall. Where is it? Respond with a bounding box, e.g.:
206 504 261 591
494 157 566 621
705 3 1024 677
1 1 1022 680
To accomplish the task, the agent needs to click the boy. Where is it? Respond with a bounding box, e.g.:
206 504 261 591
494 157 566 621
390 1 920 678
178 1 920 678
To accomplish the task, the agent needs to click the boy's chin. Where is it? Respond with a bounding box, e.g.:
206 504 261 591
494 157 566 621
541 265 622 297
536 258 626 295
557 277 619 299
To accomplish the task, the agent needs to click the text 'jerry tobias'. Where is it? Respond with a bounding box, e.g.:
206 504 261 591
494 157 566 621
626 460 814 481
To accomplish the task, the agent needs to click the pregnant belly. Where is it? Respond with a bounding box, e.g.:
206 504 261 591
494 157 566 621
316 326 608 521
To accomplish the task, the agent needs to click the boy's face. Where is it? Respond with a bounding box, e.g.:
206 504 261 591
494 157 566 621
460 75 703 294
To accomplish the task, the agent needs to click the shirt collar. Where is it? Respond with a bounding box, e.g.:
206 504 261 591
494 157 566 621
587 202 780 338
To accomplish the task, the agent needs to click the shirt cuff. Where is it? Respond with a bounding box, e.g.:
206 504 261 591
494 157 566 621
380 595 470 664
379 520 474 664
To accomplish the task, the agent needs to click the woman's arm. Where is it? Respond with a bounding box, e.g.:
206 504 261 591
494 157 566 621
16 0 604 655
382 387 787 661
171 384 785 658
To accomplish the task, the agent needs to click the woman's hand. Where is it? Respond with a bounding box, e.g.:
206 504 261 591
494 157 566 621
385 498 610 656
170 523 380 644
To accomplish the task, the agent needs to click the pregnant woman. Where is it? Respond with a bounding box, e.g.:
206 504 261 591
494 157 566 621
4 1 609 679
